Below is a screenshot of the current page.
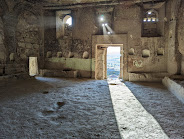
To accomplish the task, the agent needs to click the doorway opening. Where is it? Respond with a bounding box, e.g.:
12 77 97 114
107 46 121 79
95 44 123 80
29 57 38 76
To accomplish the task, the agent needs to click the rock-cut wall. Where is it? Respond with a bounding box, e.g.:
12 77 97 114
0 18 6 64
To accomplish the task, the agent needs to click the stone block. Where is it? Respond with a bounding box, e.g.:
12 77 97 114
68 52 74 58
18 42 26 48
83 51 89 59
33 44 39 49
26 43 32 49
40 69 78 78
0 66 3 75
46 51 52 58
9 53 15 61
57 52 62 58
0 51 6 61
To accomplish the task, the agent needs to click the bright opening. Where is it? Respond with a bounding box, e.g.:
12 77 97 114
99 15 104 22
29 57 38 76
107 47 121 79
66 17 72 26
148 11 152 15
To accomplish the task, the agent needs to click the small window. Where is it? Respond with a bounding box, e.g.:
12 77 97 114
66 16 72 26
63 15 72 36
142 9 160 37
64 15 72 26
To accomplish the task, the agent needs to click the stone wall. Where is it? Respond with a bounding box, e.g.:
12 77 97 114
43 4 168 79
44 10 59 54
128 37 167 73
0 18 6 64
16 11 41 63
177 0 184 74
0 0 43 77
165 0 182 74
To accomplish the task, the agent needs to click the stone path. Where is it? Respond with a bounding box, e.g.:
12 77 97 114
108 79 184 139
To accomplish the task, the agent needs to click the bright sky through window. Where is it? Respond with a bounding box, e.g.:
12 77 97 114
107 47 120 55
66 17 72 26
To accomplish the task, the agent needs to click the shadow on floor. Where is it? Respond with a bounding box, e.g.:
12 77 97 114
0 77 121 138
124 81 184 139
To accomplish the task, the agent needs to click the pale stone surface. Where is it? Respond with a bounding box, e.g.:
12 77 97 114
9 53 15 61
68 52 74 58
109 79 184 139
83 51 89 59
163 77 184 103
29 57 38 76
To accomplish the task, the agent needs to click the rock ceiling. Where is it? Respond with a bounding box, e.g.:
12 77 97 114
25 0 166 6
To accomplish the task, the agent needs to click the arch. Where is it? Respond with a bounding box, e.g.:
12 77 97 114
63 15 72 26
144 9 158 22
128 48 135 55
142 9 159 37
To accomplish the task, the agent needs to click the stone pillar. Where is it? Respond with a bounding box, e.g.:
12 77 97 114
2 12 18 62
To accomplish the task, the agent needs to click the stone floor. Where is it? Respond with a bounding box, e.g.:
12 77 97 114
123 81 184 139
0 77 120 139
0 77 184 139
108 79 184 139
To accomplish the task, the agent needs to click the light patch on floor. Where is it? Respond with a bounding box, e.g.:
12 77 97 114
108 79 184 139
0 77 183 138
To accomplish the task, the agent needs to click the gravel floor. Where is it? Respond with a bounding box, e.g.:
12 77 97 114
0 77 184 139
0 77 120 139
123 81 184 139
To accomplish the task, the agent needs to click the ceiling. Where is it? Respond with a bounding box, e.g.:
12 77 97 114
44 0 113 5
25 0 166 9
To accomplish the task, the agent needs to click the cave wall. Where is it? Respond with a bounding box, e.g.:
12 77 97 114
44 4 168 79
165 0 182 75
177 0 184 74
0 18 6 75
114 5 167 73
0 0 183 79
0 0 43 77
16 10 42 64
0 18 6 64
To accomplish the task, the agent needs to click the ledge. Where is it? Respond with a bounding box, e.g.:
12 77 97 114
40 69 78 78
129 72 170 82
162 76 184 104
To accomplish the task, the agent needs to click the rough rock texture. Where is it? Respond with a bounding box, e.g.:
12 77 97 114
177 0 184 55
43 3 169 79
0 0 183 79
16 10 41 62
0 77 120 138
165 0 182 74
0 18 6 63
124 81 184 139
163 76 184 103
0 0 43 76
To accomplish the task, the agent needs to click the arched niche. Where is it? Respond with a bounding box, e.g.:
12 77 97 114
142 49 150 58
